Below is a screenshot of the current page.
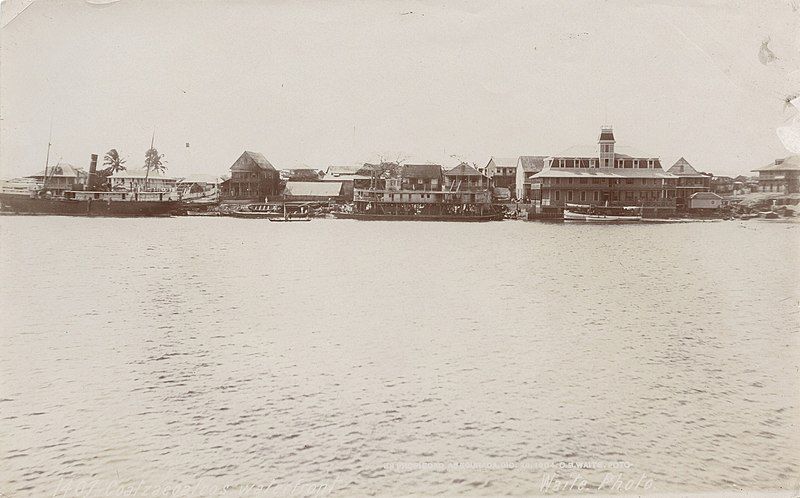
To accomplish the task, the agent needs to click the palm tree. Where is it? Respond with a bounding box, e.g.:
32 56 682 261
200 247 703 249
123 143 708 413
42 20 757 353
143 147 166 189
103 149 126 173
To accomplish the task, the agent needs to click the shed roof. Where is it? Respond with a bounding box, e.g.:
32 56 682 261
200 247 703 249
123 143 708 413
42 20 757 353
283 181 343 197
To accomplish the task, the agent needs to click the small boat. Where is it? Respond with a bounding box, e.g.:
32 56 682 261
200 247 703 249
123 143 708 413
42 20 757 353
331 211 503 222
269 217 310 222
563 203 642 222
229 202 311 219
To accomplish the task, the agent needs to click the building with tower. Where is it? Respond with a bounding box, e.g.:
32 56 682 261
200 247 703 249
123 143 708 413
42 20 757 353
527 126 677 217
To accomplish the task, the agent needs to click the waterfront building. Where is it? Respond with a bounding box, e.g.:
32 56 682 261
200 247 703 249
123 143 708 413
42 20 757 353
514 156 547 201
176 174 222 204
689 191 724 210
28 163 87 195
528 126 677 217
752 156 800 193
443 163 488 191
484 157 517 190
282 181 344 202
281 168 323 182
710 176 735 195
223 151 280 201
109 169 176 192
666 157 711 210
399 164 443 190
321 164 374 201
347 162 498 219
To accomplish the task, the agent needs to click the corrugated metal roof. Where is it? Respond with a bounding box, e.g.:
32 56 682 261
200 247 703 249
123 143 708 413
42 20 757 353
531 167 673 179
402 164 442 179
487 157 517 168
110 169 174 179
283 181 343 197
667 157 705 177
752 155 800 172
555 145 656 159
444 163 483 177
230 151 276 172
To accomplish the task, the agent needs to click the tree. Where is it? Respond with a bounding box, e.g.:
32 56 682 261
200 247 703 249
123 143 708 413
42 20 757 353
103 149 126 173
143 147 166 189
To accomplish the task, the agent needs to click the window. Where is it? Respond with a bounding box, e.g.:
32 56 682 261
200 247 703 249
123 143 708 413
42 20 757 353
555 190 560 201
648 159 655 168
593 191 599 201
567 191 573 201
626 178 633 184
634 159 639 168
590 159 596 168
568 178 573 184
580 191 586 202
559 159 565 168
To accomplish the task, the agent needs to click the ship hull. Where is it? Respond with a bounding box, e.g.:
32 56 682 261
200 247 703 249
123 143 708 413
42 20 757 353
332 212 503 222
0 194 179 217
563 209 641 222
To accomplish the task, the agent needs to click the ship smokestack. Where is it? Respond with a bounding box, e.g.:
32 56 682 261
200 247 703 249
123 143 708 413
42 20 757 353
88 153 98 190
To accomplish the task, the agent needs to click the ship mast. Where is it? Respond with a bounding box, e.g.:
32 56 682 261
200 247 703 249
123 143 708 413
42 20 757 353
42 118 53 191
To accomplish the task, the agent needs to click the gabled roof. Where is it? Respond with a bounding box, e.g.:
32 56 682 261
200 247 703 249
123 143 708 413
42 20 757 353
444 163 483 177
230 151 276 172
401 164 442 179
691 192 723 200
29 163 85 178
283 181 343 197
752 155 800 172
487 157 517 168
517 156 547 173
667 157 705 177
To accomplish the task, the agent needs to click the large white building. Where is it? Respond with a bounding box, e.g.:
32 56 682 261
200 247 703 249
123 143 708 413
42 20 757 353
109 169 176 192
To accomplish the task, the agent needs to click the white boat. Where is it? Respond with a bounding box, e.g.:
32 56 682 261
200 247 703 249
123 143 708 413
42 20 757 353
563 203 642 222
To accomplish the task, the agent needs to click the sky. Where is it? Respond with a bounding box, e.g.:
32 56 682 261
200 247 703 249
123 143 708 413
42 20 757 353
1 0 799 179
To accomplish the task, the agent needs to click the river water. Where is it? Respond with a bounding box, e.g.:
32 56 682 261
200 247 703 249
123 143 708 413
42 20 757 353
1 217 798 496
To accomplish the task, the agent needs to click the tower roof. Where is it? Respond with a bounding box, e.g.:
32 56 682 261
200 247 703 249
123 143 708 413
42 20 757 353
598 126 615 142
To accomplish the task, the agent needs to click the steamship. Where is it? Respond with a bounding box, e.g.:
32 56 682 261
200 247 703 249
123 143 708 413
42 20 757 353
0 154 179 217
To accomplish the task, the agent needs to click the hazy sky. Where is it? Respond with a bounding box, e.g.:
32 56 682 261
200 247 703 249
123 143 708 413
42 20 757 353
1 0 798 178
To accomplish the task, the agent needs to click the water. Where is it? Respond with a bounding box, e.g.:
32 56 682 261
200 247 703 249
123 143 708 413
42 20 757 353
1 217 798 496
